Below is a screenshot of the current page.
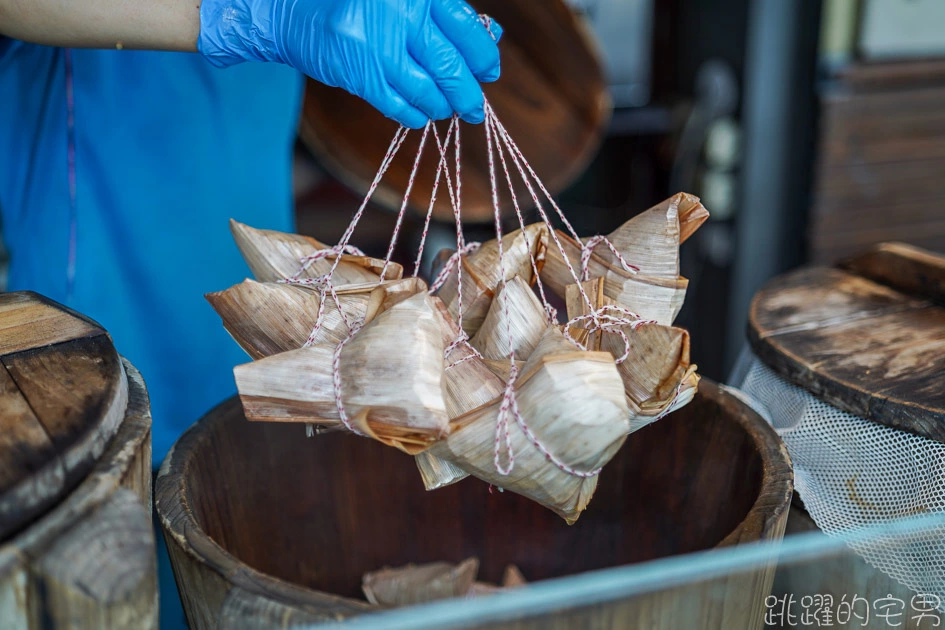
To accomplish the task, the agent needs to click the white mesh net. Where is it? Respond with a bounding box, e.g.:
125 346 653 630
730 351 945 610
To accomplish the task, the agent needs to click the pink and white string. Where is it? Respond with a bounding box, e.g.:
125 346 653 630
279 15 677 478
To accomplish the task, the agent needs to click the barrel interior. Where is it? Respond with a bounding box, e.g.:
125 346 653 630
183 385 763 601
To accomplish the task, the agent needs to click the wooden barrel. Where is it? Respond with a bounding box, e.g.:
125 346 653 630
299 0 611 224
0 292 156 628
156 379 793 629
748 242 945 629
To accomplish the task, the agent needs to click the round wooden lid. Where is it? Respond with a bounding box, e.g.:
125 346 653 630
748 242 945 443
0 292 127 539
299 0 611 224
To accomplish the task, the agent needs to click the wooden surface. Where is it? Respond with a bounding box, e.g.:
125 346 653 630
0 359 156 629
748 242 945 443
156 379 793 629
839 241 945 306
299 0 610 224
0 292 128 542
809 60 945 262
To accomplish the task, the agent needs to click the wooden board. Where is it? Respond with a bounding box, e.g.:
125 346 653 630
748 242 945 443
0 292 127 541
809 60 945 262
299 0 610 224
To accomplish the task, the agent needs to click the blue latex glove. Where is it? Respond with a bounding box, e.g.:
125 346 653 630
199 0 503 128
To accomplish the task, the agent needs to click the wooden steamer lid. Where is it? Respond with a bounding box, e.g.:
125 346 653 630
0 292 127 538
299 0 611 224
748 242 945 443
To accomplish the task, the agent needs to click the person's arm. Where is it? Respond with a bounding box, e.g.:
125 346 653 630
0 0 199 51
0 0 502 128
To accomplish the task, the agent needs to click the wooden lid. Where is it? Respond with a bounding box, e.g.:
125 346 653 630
299 0 611 224
748 242 945 443
0 292 127 539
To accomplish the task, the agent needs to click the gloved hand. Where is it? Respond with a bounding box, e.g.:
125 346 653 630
198 0 503 128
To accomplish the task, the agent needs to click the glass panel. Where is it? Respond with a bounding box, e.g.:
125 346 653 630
314 511 945 629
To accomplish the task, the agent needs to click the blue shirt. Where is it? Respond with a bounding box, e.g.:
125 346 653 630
0 40 304 463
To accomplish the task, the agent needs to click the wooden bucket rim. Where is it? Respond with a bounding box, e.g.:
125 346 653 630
154 378 794 614
0 358 151 576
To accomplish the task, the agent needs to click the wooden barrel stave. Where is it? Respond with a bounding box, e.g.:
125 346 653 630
35 488 155 629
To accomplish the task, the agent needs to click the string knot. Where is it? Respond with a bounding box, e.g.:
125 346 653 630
564 305 655 364
444 332 483 370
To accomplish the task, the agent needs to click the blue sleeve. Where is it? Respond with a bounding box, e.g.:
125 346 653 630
0 36 21 61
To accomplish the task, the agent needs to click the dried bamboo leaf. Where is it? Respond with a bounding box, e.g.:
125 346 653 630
435 258 493 336
584 193 708 278
234 292 448 454
436 224 547 336
676 193 710 243
362 558 479 607
628 368 700 433
564 278 611 349
234 343 337 425
563 277 700 432
430 298 505 418
414 298 508 491
428 328 630 524
603 323 693 409
363 277 429 324
205 279 368 359
466 224 547 289
481 359 526 382
415 451 470 491
470 276 548 360
330 291 449 452
502 565 527 587
230 220 403 285
541 230 687 325
465 564 528 598
466 583 503 598
539 193 706 325
599 270 687 326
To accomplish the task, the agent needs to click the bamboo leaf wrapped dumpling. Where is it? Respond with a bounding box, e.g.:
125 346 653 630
205 279 370 359
414 297 507 491
435 224 547 337
230 219 403 285
233 291 449 454
565 278 701 433
540 193 709 325
469 275 549 361
586 192 708 278
426 327 630 524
